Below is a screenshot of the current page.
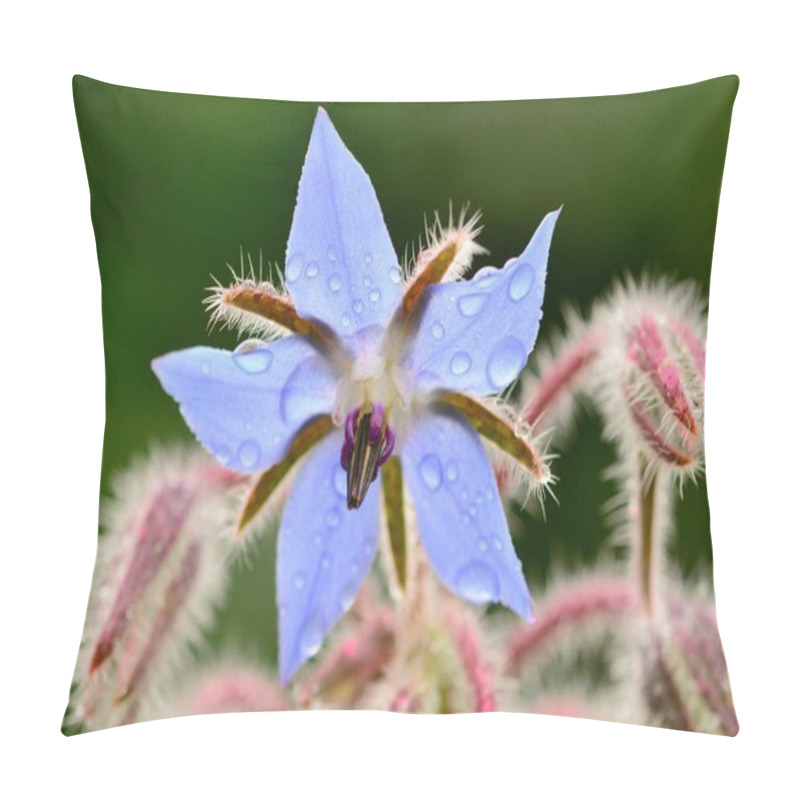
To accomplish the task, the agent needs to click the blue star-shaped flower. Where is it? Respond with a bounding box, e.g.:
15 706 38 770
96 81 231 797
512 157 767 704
153 108 560 682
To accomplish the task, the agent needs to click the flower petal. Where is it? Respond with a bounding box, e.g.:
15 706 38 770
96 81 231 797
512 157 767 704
285 108 402 339
406 208 561 396
401 408 533 621
152 337 337 474
277 432 381 683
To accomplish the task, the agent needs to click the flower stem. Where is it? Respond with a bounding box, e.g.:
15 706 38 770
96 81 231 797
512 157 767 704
638 459 658 618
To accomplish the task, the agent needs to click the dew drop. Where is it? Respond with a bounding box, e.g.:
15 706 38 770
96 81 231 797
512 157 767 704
508 262 535 301
305 261 319 277
328 273 342 292
353 299 365 315
461 513 471 525
299 612 325 658
477 537 489 553
293 572 306 591
233 341 273 374
468 505 477 517
364 253 373 265
445 460 459 483
363 275 372 287
457 293 488 317
321 554 332 570
450 351 472 376
313 534 323 547
486 337 527 390
389 267 402 284
474 266 500 288
492 535 503 551
455 562 499 604
201 361 211 375
333 467 348 498
369 288 381 303
475 491 485 505
341 313 352 329
327 246 337 262
237 439 261 468
339 581 358 613
285 254 304 282
419 454 443 491
214 445 232 466
325 508 342 529
431 321 445 340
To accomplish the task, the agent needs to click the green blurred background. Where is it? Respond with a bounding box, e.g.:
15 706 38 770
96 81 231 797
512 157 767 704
74 74 738 668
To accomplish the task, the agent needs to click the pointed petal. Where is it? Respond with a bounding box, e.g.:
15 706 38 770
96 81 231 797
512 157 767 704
285 108 402 338
406 209 561 396
278 433 381 683
152 337 337 474
401 408 533 621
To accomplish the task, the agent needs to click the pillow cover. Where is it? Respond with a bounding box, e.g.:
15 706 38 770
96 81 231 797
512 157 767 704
65 75 738 734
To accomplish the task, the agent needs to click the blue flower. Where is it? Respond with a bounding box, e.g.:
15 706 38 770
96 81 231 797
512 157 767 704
153 108 561 683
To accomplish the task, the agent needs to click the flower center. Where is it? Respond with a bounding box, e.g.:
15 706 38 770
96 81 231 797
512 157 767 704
340 403 395 510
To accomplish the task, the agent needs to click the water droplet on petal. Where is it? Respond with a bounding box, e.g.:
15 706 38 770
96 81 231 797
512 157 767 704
353 299 365 315
363 275 372 287
369 288 381 303
431 321 445 340
293 572 306 591
238 439 261 468
214 445 232 465
450 352 472 376
321 554 332 570
233 341 274 374
389 267 402 284
201 361 211 375
327 246 337 262
364 253 373 265
445 460 459 483
341 313 352 329
477 537 489 553
333 467 347 498
457 293 488 317
492 535 503 551
328 274 342 292
339 581 358 613
305 261 319 277
486 337 527 390
473 266 500 288
299 612 325 658
461 513 471 525
285 254 303 282
455 562 499 604
325 508 341 529
419 454 443 490
508 262 535 301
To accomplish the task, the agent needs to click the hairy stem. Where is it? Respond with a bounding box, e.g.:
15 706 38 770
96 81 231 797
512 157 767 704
638 459 658 618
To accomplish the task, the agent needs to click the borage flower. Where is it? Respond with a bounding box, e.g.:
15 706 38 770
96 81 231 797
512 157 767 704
153 109 561 682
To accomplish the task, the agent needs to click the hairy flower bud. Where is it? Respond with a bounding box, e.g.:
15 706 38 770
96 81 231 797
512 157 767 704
66 451 236 731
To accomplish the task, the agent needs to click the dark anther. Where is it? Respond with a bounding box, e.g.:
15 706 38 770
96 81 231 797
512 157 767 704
340 403 395 510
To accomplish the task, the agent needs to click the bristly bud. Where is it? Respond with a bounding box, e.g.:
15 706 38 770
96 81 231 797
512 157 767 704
163 665 290 717
590 278 707 479
67 449 235 731
445 606 498 712
641 591 738 735
506 578 637 674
